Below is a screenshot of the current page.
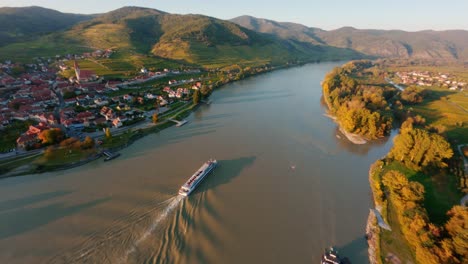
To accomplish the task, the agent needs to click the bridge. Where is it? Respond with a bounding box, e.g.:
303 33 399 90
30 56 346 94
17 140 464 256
168 119 188 127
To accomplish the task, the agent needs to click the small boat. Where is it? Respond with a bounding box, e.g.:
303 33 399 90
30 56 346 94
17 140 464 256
178 159 217 196
102 150 120 162
321 247 351 264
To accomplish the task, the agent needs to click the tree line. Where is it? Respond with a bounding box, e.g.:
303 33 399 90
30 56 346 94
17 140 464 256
382 170 467 263
322 60 396 139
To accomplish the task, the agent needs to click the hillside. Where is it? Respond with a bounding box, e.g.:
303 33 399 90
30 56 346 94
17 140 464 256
0 6 94 46
0 7 361 67
231 16 468 61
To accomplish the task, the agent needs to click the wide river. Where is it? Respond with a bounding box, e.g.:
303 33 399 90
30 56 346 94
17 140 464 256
0 62 396 264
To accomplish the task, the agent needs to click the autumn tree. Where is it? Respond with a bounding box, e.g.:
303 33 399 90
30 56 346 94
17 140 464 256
105 128 112 139
193 89 200 105
38 128 64 145
81 136 95 149
152 113 158 124
445 206 468 260
462 146 468 158
400 86 424 104
389 128 453 170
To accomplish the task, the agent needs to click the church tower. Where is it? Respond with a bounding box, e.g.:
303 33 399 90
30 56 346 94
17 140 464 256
74 60 81 83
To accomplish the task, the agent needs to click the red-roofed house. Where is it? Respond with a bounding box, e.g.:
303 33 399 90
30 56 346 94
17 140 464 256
16 122 51 149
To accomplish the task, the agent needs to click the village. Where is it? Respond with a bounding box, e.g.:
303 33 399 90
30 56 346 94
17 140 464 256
0 51 206 154
394 70 466 91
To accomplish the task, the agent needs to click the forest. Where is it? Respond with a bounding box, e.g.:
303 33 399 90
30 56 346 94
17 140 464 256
325 61 467 264
322 60 395 139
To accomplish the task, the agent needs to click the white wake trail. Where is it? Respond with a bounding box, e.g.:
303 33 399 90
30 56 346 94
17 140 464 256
119 195 184 263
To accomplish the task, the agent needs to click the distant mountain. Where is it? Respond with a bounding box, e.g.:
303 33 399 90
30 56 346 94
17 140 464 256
0 6 361 66
0 6 94 46
230 16 326 45
231 16 468 61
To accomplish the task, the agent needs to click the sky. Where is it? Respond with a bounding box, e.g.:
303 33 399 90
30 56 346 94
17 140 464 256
1 0 468 31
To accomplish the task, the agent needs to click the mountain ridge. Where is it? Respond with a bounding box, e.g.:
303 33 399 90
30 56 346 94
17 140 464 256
1 6 466 66
0 6 361 66
0 6 95 46
230 15 468 61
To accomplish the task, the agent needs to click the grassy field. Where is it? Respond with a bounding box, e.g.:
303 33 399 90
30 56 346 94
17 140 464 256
0 34 91 62
0 154 40 176
35 147 98 167
406 86 468 143
62 53 192 80
382 161 462 224
380 201 417 263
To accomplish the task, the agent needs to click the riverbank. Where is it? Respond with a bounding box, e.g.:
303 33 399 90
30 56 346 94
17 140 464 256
323 113 368 145
0 60 325 178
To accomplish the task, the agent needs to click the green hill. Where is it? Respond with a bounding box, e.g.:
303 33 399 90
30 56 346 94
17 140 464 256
0 6 94 47
231 16 468 61
0 6 361 67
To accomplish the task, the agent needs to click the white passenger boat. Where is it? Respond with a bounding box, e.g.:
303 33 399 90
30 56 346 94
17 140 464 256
178 159 217 196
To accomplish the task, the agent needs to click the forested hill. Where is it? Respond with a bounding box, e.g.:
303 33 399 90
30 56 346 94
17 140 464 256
231 16 468 61
0 6 361 66
0 6 95 46
321 61 396 139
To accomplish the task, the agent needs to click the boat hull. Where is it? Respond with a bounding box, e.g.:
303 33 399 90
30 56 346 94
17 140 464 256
178 160 217 196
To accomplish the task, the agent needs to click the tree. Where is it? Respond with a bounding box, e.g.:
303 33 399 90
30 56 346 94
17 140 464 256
401 86 424 104
389 128 453 170
82 136 95 149
445 206 468 259
63 91 76 99
105 128 112 139
38 128 64 145
152 113 158 124
193 89 200 105
462 146 468 158
154 98 160 112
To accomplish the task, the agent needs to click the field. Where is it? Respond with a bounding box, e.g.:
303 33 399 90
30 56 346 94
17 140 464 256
61 52 191 79
382 161 462 224
0 34 91 62
405 86 468 143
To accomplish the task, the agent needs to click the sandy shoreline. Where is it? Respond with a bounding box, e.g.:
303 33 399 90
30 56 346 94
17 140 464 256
323 113 368 145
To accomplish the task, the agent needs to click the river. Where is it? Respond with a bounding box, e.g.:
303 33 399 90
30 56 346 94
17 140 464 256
0 62 397 264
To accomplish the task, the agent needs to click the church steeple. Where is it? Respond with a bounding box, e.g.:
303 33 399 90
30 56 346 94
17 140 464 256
74 60 81 83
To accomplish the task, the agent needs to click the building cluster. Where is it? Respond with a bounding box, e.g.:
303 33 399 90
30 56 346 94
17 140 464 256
0 56 203 150
396 71 466 91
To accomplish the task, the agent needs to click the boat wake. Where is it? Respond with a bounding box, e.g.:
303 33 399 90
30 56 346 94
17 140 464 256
49 195 185 264
118 195 184 263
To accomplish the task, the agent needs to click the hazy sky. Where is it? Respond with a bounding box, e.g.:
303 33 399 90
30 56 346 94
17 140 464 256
2 0 467 31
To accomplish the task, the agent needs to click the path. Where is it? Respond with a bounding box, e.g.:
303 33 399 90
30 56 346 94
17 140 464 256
461 194 468 207
386 78 405 91
457 144 468 174
370 208 392 231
